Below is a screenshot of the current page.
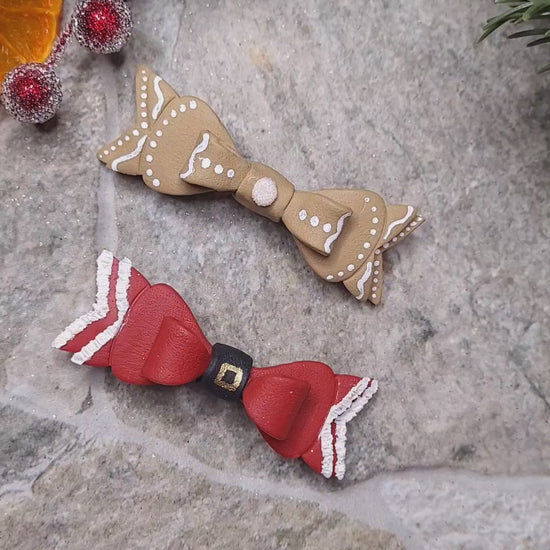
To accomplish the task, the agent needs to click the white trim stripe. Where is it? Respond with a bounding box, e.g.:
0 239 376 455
71 257 133 365
320 377 378 479
52 251 114 349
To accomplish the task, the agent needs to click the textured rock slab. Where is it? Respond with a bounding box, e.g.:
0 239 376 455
0 408 402 550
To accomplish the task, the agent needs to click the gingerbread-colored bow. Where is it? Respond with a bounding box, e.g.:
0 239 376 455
97 67 424 304
52 251 377 479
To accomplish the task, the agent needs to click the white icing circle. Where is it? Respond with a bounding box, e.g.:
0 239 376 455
146 169 153 176
338 271 344 277
227 169 235 178
146 155 153 162
298 209 307 221
132 130 139 136
171 109 177 118
103 150 109 155
310 216 319 227
163 119 169 126
156 130 163 137
150 141 157 148
370 229 377 235
326 275 334 280
374 261 380 267
372 217 378 224
190 100 197 109
117 140 123 146
364 196 370 202
152 179 160 187
214 164 224 174
252 177 278 207
110 145 116 151
371 206 377 212
141 122 148 129
363 242 371 249
347 264 355 271
323 223 332 233
179 104 186 112
201 158 211 169
358 254 364 260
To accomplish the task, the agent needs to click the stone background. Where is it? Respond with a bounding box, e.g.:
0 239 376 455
1 0 549 548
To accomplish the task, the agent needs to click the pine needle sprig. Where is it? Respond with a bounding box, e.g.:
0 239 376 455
480 0 550 72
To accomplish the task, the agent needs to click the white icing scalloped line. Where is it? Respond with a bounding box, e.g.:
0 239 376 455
324 212 351 254
52 250 114 349
111 135 147 172
383 205 414 240
180 133 210 179
355 261 373 301
151 76 164 120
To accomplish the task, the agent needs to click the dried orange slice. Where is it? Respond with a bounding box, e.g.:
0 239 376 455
0 0 63 89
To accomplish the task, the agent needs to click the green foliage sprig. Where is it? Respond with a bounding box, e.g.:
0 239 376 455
480 0 550 72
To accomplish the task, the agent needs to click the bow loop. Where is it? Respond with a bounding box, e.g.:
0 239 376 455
243 375 310 440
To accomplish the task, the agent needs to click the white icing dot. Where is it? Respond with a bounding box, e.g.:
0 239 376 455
358 254 364 260
411 221 417 226
371 206 377 212
141 85 147 91
117 140 123 146
372 217 379 224
363 242 371 249
124 135 130 141
171 109 177 118
374 270 379 275
141 93 147 99
152 178 160 187
201 158 211 169
99 154 103 159
141 122 148 129
179 104 186 112
298 209 307 221
227 169 235 178
103 150 109 155
140 102 146 108
141 112 147 118
400 232 405 237
146 155 153 162
383 243 389 248
214 164 223 174
372 286 377 291
252 177 278 207
162 119 169 126
132 129 139 136
146 169 153 176
370 229 377 235
142 76 148 82
323 223 332 233
189 100 197 109
156 130 163 137
150 141 157 148
406 227 411 231
338 271 344 277
310 216 319 227
392 237 397 242
326 275 334 281
373 278 378 283
110 145 116 151
364 196 370 202
372 293 377 299
375 249 381 255
374 261 380 267
347 264 355 271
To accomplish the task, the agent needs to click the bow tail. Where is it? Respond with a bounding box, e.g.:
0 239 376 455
302 375 378 479
51 251 150 367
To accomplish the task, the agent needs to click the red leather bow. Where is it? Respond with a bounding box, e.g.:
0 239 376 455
53 251 378 479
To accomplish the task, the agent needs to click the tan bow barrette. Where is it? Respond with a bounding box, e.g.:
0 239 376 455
98 67 424 304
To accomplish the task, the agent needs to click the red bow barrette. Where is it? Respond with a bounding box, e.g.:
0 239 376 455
52 251 377 479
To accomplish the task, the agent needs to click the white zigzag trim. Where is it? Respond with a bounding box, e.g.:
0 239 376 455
320 377 378 479
324 212 351 254
71 257 133 365
51 251 114 349
152 76 164 120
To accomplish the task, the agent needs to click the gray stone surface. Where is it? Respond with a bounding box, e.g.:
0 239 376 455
1 0 549 548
